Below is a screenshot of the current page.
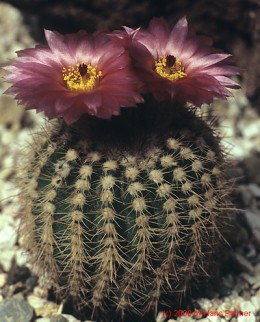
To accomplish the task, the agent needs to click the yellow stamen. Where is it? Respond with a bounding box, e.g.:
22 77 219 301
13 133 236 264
62 63 103 91
154 55 186 81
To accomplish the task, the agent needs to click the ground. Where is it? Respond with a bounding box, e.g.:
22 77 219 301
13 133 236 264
0 2 259 322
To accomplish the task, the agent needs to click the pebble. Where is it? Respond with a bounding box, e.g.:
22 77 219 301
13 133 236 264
248 184 260 198
254 263 260 274
197 298 213 311
50 315 69 322
15 248 29 267
27 294 60 317
0 273 7 288
33 286 49 299
0 248 17 272
240 300 257 314
244 152 260 184
178 316 195 322
240 185 254 207
240 273 257 285
207 316 221 322
234 254 254 273
61 315 81 322
237 314 256 322
239 119 260 140
0 298 33 322
251 296 260 310
0 225 17 249
37 318 80 322
245 211 260 230
244 211 260 247
0 3 34 65
156 312 166 322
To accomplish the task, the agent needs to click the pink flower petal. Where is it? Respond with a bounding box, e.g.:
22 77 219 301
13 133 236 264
166 16 189 56
129 16 240 106
4 29 143 123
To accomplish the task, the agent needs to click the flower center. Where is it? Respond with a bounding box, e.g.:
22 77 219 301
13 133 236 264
154 55 186 81
62 63 103 91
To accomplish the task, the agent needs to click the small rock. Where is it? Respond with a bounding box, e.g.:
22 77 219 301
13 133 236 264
242 291 252 301
197 298 213 310
0 225 17 248
244 211 260 231
0 248 16 272
207 316 221 322
244 151 260 185
244 211 260 247
239 185 253 207
0 273 7 288
239 119 260 140
251 296 260 310
231 296 244 309
0 298 33 322
156 312 166 322
27 294 45 310
33 286 48 299
237 314 256 322
15 248 29 267
178 316 195 322
50 315 69 322
60 315 80 322
27 294 59 317
240 301 257 314
252 280 260 290
254 263 260 274
248 183 260 198
240 273 257 285
234 253 254 273
226 138 246 159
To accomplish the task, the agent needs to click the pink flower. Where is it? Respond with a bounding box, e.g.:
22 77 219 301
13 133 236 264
4 30 143 124
128 17 240 106
108 26 140 47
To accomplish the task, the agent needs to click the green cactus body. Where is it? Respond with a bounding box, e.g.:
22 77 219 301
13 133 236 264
19 104 230 320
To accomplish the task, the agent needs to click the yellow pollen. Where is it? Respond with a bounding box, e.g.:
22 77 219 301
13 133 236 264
154 55 186 81
62 63 103 91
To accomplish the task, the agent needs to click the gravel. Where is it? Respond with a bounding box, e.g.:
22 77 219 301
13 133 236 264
0 2 260 322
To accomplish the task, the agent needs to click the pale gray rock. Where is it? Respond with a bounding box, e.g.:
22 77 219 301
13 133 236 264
0 298 33 322
248 184 260 198
0 2 34 66
60 315 81 322
234 254 254 273
50 315 69 322
244 211 260 247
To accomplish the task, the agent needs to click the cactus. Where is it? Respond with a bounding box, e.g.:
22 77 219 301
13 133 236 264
18 102 231 320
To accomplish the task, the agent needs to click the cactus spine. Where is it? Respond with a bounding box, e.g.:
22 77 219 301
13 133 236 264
19 103 230 320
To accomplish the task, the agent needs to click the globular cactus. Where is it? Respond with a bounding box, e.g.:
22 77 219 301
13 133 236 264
18 103 231 320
